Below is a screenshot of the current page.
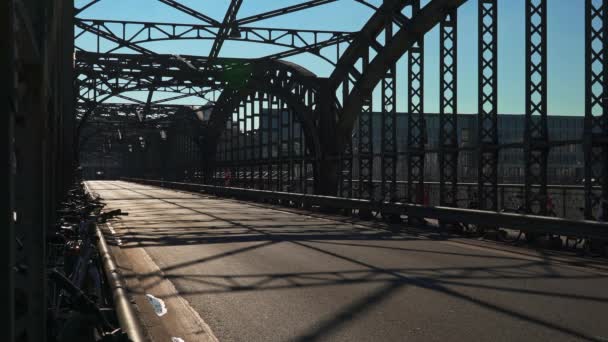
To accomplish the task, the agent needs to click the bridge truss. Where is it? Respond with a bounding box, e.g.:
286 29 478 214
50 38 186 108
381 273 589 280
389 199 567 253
75 0 608 221
6 1 608 341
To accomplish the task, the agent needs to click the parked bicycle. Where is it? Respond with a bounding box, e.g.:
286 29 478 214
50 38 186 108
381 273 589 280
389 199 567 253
46 178 130 342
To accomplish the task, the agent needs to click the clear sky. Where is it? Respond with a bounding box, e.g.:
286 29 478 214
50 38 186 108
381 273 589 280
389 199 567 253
76 0 586 115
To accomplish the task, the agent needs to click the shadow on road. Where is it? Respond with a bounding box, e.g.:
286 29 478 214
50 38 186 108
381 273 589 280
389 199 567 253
92 181 608 342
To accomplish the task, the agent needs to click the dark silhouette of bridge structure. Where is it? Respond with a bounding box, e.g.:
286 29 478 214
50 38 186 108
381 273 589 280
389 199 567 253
7 1 608 341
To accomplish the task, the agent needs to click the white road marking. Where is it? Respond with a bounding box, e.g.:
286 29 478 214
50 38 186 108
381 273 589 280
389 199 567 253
171 338 185 342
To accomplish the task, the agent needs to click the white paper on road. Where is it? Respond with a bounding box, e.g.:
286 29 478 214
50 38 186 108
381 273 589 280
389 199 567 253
146 293 168 316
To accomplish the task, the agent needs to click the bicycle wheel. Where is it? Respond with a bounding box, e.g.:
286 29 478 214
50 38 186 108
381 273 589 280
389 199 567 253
497 229 523 243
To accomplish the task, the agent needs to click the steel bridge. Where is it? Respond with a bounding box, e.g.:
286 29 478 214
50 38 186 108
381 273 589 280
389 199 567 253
7 1 608 341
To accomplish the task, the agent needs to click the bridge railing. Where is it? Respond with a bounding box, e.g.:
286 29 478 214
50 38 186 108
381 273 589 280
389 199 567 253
207 177 590 220
122 177 608 240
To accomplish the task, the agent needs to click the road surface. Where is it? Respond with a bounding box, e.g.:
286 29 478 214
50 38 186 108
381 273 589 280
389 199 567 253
86 180 608 342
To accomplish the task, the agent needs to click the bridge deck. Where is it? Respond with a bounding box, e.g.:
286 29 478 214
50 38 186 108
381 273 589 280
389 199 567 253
86 180 608 342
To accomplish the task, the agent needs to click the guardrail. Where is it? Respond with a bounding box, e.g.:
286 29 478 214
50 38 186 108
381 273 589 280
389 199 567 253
123 177 608 240
96 227 146 342
207 177 594 220
84 182 146 342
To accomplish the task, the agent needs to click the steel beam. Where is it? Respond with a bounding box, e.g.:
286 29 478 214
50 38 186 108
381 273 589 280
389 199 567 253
340 129 354 198
207 0 243 64
524 0 548 215
236 0 337 25
439 8 458 208
6 0 15 340
156 0 220 26
75 0 101 15
407 0 426 205
477 0 499 211
584 0 608 220
358 59 373 200
381 20 398 202
75 18 354 64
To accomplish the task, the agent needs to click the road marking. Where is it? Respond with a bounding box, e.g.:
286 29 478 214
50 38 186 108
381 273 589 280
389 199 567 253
172 338 185 342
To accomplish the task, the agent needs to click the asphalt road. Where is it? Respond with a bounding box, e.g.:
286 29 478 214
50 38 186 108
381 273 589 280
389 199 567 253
87 180 608 342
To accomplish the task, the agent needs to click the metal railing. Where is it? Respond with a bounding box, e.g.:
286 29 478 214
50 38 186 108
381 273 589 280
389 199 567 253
123 178 608 240
208 176 592 220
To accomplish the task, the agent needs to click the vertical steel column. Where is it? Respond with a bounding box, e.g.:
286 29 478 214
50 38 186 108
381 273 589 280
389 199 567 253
306 91 315 194
250 96 256 187
381 21 398 202
227 115 233 183
271 95 279 190
222 125 227 163
340 67 354 198
288 107 295 192
340 128 354 197
6 1 16 339
439 9 459 208
258 92 265 189
280 101 290 191
359 98 373 199
359 53 374 200
296 88 306 192
267 94 274 189
585 0 608 219
277 98 284 191
232 111 239 185
407 0 426 204
15 63 47 342
477 0 499 211
238 103 245 186
14 2 50 337
295 120 304 192
524 0 548 215
241 104 247 185
253 93 261 188
186 136 192 178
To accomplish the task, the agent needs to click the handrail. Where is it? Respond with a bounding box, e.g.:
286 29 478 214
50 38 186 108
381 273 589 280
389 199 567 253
84 182 146 342
96 227 147 342
123 178 608 240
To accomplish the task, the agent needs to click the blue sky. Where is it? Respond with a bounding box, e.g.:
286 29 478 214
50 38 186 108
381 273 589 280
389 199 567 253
76 0 585 115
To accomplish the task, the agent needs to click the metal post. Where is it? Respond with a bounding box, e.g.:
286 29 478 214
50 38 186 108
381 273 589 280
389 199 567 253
584 0 608 219
277 97 284 191
15 62 47 342
288 106 294 192
381 20 398 202
254 92 262 189
358 90 373 199
524 0 548 215
439 8 459 209
477 0 499 211
6 1 16 339
340 127 354 198
407 0 426 205
267 94 274 190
